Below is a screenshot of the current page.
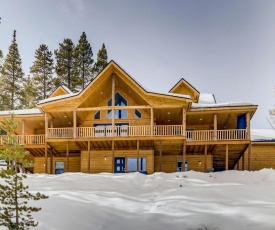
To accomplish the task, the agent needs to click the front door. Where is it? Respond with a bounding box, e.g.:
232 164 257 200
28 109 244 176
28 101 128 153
114 157 125 173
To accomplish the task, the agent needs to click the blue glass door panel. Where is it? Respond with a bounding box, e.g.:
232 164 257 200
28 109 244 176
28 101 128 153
114 157 125 173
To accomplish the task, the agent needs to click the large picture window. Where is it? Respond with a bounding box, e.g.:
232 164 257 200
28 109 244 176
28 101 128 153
107 92 127 119
127 157 146 171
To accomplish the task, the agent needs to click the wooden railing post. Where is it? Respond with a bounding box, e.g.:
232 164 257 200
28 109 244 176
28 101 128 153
225 144 228 170
111 73 115 137
246 112 250 140
45 113 48 139
151 107 154 136
182 141 186 172
22 119 25 145
73 110 77 138
182 107 186 136
214 114 217 141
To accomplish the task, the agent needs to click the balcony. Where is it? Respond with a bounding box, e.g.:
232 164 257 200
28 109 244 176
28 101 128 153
46 126 247 141
186 129 247 141
48 125 184 138
0 135 45 145
0 128 248 145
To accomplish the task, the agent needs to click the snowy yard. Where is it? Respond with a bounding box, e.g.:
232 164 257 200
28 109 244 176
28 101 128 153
1 169 275 230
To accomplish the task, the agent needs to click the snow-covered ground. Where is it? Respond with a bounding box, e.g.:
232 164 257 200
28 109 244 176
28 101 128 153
1 169 275 230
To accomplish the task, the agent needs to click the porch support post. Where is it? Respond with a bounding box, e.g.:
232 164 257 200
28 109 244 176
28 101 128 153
137 140 140 172
246 112 251 140
225 144 228 171
151 107 154 136
159 140 162 171
88 141 91 173
182 107 186 136
66 142 69 172
50 148 53 174
182 141 186 172
242 152 245 170
248 142 252 171
204 145 207 172
73 110 77 138
112 140 115 173
44 144 48 174
214 114 217 141
45 113 48 139
112 73 115 137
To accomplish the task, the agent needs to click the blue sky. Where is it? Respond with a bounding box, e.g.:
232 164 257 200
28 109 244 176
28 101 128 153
1 0 275 128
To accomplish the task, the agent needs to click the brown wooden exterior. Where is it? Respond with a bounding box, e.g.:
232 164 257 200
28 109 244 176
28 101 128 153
0 61 260 174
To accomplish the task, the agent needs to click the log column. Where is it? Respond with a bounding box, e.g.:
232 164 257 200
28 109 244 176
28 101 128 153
151 107 154 136
248 143 252 171
182 141 186 172
225 144 229 170
159 140 162 171
112 140 115 173
246 113 251 140
137 140 140 172
214 114 217 141
66 142 69 172
88 141 91 173
73 110 77 138
45 113 48 139
204 145 207 172
111 73 115 137
44 145 48 174
182 107 186 136
22 120 25 144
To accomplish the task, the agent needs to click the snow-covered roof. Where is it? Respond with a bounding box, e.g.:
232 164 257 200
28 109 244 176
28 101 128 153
61 85 74 94
0 108 42 116
198 93 216 104
192 102 255 109
38 92 79 105
251 129 275 142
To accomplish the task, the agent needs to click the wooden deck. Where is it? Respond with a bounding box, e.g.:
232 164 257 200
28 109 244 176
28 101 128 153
0 126 247 146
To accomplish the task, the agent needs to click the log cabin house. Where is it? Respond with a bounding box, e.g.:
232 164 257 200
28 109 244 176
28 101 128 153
0 60 265 174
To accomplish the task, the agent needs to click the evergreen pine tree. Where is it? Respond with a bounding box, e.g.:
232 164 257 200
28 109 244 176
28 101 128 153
21 76 37 109
0 50 3 72
73 32 94 91
30 44 54 100
54 39 76 91
0 115 48 229
92 43 108 77
0 30 24 110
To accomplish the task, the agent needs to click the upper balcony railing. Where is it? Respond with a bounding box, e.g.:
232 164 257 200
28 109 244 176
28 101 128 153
186 129 247 141
48 125 184 138
0 127 248 146
0 135 45 145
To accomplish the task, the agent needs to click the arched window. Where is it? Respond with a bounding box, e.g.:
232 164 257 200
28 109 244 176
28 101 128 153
107 92 127 119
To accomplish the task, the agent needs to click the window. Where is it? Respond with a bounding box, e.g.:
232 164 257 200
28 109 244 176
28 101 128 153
107 93 127 119
94 111 100 119
177 160 188 172
127 157 146 171
135 109 141 119
55 162 64 174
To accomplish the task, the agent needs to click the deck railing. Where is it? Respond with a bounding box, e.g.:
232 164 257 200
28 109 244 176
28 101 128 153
0 128 248 144
187 129 247 141
186 130 214 141
0 135 45 145
48 128 73 138
217 129 246 140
